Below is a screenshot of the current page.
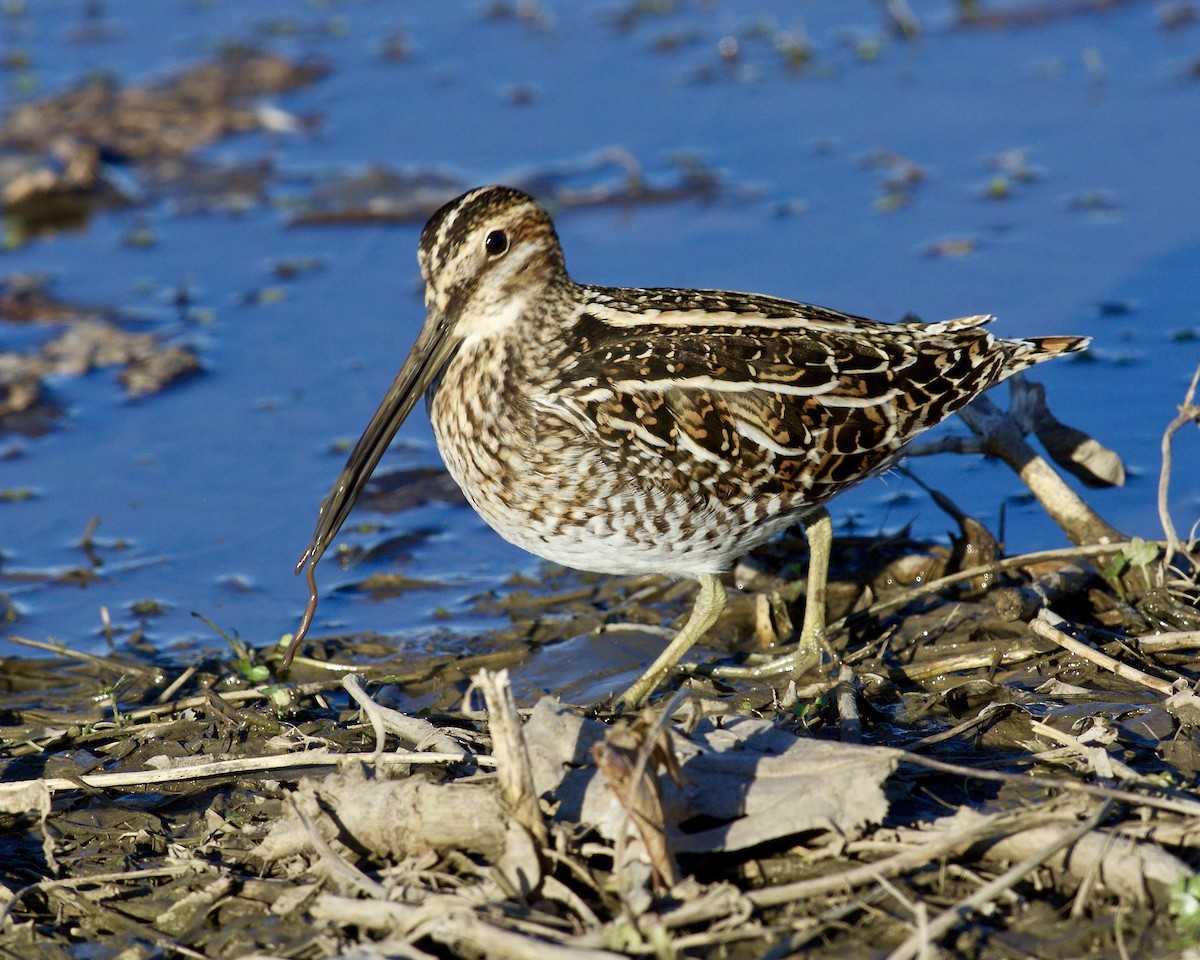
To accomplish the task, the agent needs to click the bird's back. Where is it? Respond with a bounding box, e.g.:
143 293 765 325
536 290 1087 517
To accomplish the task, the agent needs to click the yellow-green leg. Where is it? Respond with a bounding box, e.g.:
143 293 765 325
791 506 835 674
618 572 727 710
711 506 836 681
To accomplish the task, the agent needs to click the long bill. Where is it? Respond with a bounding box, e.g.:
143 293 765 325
282 310 458 668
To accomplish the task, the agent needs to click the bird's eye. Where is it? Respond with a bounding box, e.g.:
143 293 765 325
484 230 509 257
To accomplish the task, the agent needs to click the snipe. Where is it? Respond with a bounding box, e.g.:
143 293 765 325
287 185 1088 706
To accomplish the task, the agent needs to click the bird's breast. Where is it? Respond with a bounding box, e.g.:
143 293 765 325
424 337 770 576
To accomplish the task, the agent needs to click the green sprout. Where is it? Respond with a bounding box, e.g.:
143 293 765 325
193 612 269 683
1171 874 1200 939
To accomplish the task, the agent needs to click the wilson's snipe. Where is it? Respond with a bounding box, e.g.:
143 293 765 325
288 185 1088 706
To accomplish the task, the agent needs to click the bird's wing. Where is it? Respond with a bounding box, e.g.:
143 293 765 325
534 293 1003 506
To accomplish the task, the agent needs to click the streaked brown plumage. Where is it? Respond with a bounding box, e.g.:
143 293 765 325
288 185 1089 705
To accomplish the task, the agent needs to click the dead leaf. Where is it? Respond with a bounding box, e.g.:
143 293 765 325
668 719 896 853
525 700 896 856
592 710 682 889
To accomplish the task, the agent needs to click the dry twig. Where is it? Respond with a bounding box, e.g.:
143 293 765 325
885 802 1114 960
287 793 387 898
899 752 1200 818
958 393 1125 548
343 673 387 764
0 748 489 802
342 673 467 760
1158 362 1200 576
474 669 548 848
1030 609 1177 696
836 664 861 744
311 894 625 960
745 806 1065 909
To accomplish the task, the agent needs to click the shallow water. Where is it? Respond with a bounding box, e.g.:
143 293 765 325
0 0 1197 665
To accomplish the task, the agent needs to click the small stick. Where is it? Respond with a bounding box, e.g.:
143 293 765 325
0 748 492 800
898 752 1200 818
1157 363 1200 575
959 392 1126 548
311 894 626 960
746 806 1065 908
153 666 196 705
1129 631 1200 653
342 676 468 758
1030 610 1177 696
343 674 388 765
886 802 1113 960
288 793 386 898
77 516 101 556
8 635 155 676
475 669 548 848
722 635 1051 682
836 665 861 744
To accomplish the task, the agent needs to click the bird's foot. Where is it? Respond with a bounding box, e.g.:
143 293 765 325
708 626 835 682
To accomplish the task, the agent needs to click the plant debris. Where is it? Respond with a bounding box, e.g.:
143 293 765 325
0 50 326 237
0 276 201 435
2 364 1198 957
0 51 325 161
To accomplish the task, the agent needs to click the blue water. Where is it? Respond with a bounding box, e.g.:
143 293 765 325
1 1 1196 662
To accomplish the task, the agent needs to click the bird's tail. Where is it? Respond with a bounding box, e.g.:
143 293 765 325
1005 334 1091 372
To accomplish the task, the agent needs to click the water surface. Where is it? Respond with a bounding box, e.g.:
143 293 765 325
1 0 1196 668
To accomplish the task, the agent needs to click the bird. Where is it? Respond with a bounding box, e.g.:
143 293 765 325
286 184 1089 707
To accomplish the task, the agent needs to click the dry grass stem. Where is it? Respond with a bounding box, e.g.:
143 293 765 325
475 668 548 849
886 803 1113 960
9 635 156 675
311 895 626 959
836 664 861 744
958 393 1126 547
1030 609 1177 695
746 807 1063 909
899 752 1200 817
343 672 387 764
0 747 488 801
287 793 387 898
1158 362 1200 575
1133 630 1200 652
342 674 468 759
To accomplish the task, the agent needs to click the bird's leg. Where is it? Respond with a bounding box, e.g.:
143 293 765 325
792 506 836 675
618 572 727 710
705 507 836 683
